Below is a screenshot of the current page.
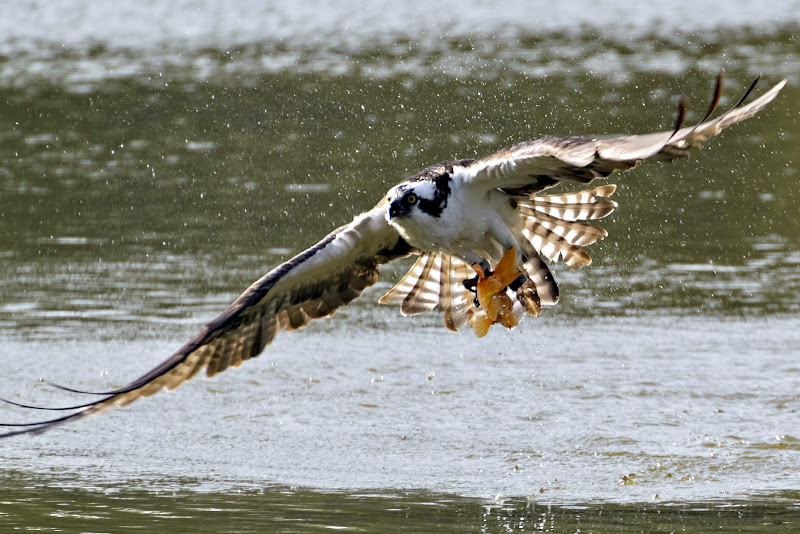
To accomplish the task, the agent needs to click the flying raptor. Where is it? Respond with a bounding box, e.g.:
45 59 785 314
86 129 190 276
0 76 787 437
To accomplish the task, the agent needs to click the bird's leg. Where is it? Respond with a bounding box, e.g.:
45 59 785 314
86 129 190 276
462 259 490 292
462 259 490 307
461 277 479 306
462 276 478 293
508 273 527 292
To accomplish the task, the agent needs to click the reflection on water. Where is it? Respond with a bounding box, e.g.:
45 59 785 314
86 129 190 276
1 472 799 533
1 0 799 529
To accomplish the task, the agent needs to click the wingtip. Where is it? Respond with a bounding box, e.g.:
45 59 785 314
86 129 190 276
45 380 117 396
667 95 688 143
0 408 90 439
731 76 762 109
0 396 96 411
765 77 786 93
705 73 725 121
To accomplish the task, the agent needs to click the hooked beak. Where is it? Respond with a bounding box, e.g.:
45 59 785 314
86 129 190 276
388 200 406 220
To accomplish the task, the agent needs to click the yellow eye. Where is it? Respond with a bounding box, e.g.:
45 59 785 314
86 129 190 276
406 193 418 204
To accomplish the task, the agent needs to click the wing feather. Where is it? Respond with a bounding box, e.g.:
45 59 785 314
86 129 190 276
379 252 477 331
511 185 616 306
2 77 786 437
457 78 786 194
1 205 414 436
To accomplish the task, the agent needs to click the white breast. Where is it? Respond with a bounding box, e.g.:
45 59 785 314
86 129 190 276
391 184 519 266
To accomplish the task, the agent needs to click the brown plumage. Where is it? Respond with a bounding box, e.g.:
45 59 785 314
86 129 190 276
0 76 786 437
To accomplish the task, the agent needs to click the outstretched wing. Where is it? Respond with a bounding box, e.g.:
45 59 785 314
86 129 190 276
456 77 787 194
1 204 414 437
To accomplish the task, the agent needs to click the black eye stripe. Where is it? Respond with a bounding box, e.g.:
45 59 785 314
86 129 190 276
392 171 451 218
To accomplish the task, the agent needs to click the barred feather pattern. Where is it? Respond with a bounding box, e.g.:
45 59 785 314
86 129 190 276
379 252 477 331
516 184 617 269
381 184 617 331
520 255 559 306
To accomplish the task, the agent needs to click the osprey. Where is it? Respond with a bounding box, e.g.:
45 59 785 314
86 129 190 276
0 76 786 437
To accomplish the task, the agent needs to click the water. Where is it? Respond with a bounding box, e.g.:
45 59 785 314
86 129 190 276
1 0 799 531
2 475 798 533
3 316 800 500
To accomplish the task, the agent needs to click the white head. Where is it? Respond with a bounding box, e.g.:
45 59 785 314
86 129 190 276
384 179 442 221
382 163 456 249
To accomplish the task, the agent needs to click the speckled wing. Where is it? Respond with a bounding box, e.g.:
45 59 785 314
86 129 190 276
456 78 786 194
0 204 414 437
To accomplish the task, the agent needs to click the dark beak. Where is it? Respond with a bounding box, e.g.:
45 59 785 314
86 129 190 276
388 201 402 219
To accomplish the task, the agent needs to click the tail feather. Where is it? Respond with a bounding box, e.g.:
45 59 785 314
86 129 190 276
400 253 441 315
444 258 478 331
438 254 455 330
521 255 559 305
438 254 477 332
380 252 477 331
378 254 428 305
379 253 440 314
516 184 617 269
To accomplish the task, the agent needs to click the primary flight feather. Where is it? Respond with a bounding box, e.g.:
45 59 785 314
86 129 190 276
0 76 787 437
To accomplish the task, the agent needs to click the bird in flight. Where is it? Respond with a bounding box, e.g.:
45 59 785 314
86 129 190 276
0 75 786 437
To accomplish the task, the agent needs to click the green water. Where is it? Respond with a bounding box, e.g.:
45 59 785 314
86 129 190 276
1 2 799 531
3 67 797 333
2 474 799 533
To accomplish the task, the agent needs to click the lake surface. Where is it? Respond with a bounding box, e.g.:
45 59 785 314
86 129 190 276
1 0 799 531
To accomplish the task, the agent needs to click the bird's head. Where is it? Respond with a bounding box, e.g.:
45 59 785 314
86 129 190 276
385 182 425 220
384 170 452 223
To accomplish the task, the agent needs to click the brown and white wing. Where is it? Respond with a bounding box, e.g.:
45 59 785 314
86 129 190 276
378 252 477 332
515 184 618 270
379 183 620 332
1 204 414 437
455 77 786 194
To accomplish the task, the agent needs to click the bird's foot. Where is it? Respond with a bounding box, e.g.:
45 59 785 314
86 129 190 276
462 275 481 307
462 274 478 293
463 260 492 308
